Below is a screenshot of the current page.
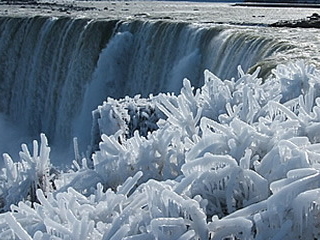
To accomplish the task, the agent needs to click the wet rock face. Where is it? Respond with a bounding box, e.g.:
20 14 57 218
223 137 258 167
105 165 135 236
271 13 320 28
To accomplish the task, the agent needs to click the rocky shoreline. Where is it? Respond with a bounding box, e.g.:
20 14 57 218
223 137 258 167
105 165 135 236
271 13 320 28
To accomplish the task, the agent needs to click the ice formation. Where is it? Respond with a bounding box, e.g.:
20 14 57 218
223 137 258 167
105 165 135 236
1 60 320 239
0 17 290 152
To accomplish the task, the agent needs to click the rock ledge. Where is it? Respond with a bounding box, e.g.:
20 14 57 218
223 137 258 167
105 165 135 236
271 13 320 28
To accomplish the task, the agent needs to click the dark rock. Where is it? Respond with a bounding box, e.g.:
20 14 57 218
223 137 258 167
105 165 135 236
270 13 320 28
134 12 150 18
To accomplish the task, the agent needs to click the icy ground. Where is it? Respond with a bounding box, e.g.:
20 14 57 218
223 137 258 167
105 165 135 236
1 61 320 239
0 1 318 25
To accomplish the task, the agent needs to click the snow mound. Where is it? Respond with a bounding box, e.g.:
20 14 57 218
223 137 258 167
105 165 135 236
1 60 320 239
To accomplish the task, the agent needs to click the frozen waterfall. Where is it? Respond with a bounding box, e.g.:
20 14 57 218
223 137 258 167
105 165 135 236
2 13 320 240
0 16 291 157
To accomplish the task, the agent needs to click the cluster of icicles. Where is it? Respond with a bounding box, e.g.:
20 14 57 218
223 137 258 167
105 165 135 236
1 61 320 239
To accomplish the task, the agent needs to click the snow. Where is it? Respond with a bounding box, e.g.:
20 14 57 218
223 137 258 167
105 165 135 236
1 60 320 238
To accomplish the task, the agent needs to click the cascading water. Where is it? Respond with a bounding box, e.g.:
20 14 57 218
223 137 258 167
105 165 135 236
0 16 116 156
0 16 292 162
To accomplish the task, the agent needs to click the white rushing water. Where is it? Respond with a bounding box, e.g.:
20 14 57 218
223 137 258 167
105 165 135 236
1 2 320 239
0 16 295 159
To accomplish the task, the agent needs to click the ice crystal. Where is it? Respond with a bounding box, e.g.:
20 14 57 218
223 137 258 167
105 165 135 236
2 61 320 239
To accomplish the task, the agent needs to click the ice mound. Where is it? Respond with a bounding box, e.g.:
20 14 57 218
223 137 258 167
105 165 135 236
1 60 320 239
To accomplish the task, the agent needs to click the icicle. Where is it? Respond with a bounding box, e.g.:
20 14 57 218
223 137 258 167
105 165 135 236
117 171 143 196
109 224 130 240
150 218 187 240
208 216 253 240
240 148 252 170
5 213 32 240
73 137 81 166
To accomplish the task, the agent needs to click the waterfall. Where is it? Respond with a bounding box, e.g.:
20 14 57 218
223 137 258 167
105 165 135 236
0 16 116 149
0 16 291 159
